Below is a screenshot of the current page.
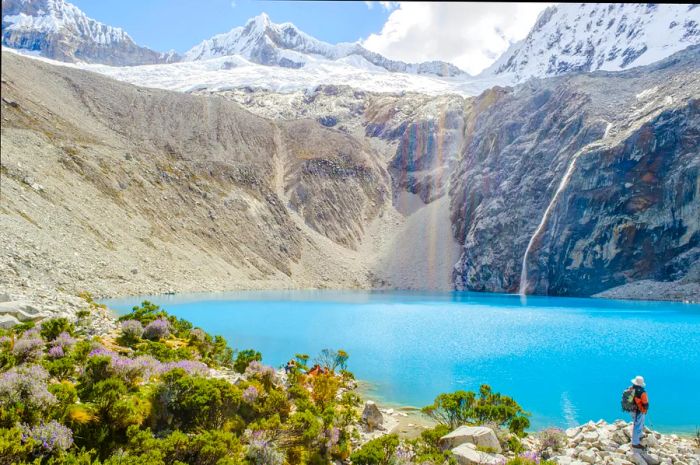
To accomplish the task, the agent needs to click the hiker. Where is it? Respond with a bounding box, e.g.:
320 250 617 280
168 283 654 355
630 375 649 449
307 364 321 376
284 359 296 374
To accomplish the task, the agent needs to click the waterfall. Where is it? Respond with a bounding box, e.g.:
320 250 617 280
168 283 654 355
519 122 612 296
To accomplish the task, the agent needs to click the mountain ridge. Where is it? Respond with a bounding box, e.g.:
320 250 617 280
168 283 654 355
183 12 467 77
1 0 176 65
481 3 700 82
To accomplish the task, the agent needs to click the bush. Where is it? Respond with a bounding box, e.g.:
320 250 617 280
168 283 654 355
40 318 75 342
120 320 144 345
309 373 340 409
20 420 74 453
152 369 243 432
12 328 44 362
133 340 194 362
537 428 565 458
245 430 285 465
143 318 171 340
349 434 399 465
422 385 531 436
0 364 57 426
0 426 35 464
234 349 262 373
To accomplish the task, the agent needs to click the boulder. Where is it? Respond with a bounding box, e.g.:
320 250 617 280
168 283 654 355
439 425 502 453
361 401 383 431
578 449 597 463
450 443 505 465
639 451 661 465
0 314 21 329
628 451 649 465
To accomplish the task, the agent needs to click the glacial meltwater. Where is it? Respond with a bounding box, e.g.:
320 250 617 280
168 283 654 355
103 291 700 433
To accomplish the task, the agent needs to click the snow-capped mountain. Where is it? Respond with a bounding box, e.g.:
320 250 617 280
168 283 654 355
482 3 700 82
1 0 176 65
184 13 466 77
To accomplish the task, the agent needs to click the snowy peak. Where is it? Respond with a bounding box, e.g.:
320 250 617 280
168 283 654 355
3 0 131 45
2 0 175 65
184 13 342 65
184 13 466 77
483 3 700 82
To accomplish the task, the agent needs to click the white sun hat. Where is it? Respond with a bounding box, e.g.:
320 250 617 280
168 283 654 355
631 375 646 387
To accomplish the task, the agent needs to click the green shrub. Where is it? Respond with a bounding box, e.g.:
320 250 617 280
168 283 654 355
422 385 531 436
133 340 194 362
152 369 243 432
349 434 399 465
234 349 262 373
0 426 34 464
44 356 76 379
40 318 75 341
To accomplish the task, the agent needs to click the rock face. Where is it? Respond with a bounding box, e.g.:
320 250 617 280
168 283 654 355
439 426 502 453
450 47 700 297
361 401 384 431
2 0 175 65
482 3 700 83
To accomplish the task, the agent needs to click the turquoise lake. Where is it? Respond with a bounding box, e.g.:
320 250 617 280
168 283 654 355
102 291 700 433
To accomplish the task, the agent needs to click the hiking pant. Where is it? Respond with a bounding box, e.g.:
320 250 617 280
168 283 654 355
631 411 645 445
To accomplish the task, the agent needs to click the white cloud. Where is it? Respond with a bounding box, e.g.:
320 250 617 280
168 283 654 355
362 2 552 75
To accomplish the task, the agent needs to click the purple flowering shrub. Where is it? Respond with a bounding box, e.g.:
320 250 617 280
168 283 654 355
52 332 76 350
21 420 74 453
0 364 56 425
143 318 171 340
536 428 565 458
242 385 259 404
244 430 285 465
12 328 44 362
245 360 278 388
119 320 144 345
47 345 65 358
85 346 208 385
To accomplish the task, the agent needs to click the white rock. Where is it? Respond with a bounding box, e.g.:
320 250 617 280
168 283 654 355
450 444 504 465
578 449 597 464
439 425 502 453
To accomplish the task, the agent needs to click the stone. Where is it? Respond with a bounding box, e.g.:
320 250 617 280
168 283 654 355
642 434 658 448
0 314 21 329
552 456 574 464
628 451 649 465
578 449 597 463
639 452 661 465
439 425 502 453
450 444 504 465
361 401 383 431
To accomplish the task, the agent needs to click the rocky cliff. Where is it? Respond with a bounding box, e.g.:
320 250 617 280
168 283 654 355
451 47 700 297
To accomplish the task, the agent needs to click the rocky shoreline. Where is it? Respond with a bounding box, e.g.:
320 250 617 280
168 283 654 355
359 403 700 465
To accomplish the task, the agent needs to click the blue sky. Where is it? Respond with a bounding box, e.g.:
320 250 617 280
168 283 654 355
70 0 393 53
